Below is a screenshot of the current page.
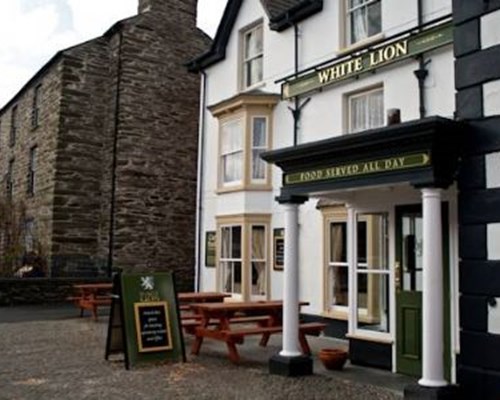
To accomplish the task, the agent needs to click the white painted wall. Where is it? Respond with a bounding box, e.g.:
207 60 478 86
486 152 500 188
487 223 500 260
481 8 500 49
488 299 500 335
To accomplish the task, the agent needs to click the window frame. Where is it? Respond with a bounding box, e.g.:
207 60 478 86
27 146 37 196
210 94 278 193
219 116 245 188
345 85 384 134
10 105 18 147
216 214 271 301
241 21 264 90
250 115 268 184
345 0 382 47
32 84 42 129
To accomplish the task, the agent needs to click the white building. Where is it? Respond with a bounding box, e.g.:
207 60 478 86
189 1 500 398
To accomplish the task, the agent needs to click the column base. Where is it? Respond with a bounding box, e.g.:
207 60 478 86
269 354 313 377
404 383 461 400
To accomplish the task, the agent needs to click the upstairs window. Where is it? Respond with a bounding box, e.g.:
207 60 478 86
210 93 278 193
347 86 384 133
6 159 14 199
221 118 244 186
251 117 267 182
347 0 382 46
10 106 17 147
32 84 42 128
242 23 263 89
27 146 37 195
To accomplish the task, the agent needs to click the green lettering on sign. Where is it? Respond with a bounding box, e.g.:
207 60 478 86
282 22 453 99
284 153 431 186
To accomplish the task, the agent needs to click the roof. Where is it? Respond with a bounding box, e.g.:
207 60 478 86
0 15 138 114
187 0 323 72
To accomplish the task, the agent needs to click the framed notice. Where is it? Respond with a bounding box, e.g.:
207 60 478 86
274 228 284 271
205 231 216 267
134 301 173 353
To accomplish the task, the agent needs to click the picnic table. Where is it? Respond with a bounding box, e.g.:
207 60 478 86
178 292 231 333
69 283 113 321
189 300 326 363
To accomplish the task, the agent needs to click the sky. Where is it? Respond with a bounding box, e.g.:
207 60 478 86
0 0 228 108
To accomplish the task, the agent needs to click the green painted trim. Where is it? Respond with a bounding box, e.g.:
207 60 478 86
284 152 430 186
282 22 453 99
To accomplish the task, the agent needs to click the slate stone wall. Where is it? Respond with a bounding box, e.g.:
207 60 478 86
0 1 210 290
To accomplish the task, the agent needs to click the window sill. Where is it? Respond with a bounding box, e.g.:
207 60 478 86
346 332 393 344
321 310 348 321
240 81 266 93
337 33 385 56
216 183 273 194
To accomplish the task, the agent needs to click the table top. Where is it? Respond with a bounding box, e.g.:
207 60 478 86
73 283 113 290
178 292 230 302
190 300 308 313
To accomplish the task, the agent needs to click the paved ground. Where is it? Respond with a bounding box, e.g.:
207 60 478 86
0 305 414 400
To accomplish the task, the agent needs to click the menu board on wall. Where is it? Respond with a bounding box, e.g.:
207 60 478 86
274 228 284 271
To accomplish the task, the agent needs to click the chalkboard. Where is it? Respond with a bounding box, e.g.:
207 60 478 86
105 272 185 369
134 302 172 353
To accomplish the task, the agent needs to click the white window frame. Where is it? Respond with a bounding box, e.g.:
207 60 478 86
219 224 244 300
220 118 244 187
327 220 350 317
250 223 267 299
242 23 263 90
350 211 392 341
250 116 268 184
346 85 384 134
346 0 382 46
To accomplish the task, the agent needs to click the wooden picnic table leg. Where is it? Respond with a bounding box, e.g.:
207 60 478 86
298 331 311 355
226 339 240 364
191 315 210 356
259 312 279 347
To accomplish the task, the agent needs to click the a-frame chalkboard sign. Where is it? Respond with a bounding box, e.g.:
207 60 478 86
105 271 185 369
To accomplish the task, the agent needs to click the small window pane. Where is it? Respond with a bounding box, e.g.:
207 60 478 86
368 2 382 36
252 118 266 147
232 226 242 258
330 223 347 263
357 273 389 333
330 265 349 307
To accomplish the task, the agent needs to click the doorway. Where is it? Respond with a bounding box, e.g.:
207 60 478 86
395 204 450 378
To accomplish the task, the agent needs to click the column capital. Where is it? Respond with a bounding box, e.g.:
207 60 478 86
275 194 308 205
421 187 443 198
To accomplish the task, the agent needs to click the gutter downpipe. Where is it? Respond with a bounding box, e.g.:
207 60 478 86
293 23 299 146
415 0 429 119
194 70 207 292
107 31 123 277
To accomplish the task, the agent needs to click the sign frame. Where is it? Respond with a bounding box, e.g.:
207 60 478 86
133 301 173 353
273 228 285 271
205 231 216 267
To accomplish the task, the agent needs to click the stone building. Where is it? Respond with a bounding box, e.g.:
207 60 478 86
0 0 210 288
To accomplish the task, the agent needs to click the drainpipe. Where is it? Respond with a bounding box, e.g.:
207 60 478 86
107 31 123 277
194 70 207 292
414 0 429 119
290 23 310 146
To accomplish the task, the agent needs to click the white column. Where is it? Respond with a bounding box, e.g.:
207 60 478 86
347 205 356 335
280 202 302 357
419 188 447 387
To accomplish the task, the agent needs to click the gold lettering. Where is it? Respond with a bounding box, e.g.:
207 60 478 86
395 41 408 57
354 57 363 72
370 51 381 67
318 69 331 84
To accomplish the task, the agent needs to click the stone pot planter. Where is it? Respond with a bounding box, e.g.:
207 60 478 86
318 348 348 370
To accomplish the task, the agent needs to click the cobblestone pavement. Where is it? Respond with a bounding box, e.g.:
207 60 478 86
0 309 407 400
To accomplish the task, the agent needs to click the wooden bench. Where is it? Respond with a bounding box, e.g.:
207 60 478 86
69 283 113 321
182 315 271 335
195 322 326 363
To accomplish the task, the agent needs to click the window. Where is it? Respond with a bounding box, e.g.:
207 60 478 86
251 117 267 181
32 84 41 128
27 146 37 195
220 225 243 295
326 218 367 313
210 93 278 192
242 23 263 89
10 106 17 147
221 119 244 186
6 159 14 198
217 215 270 300
347 86 384 133
346 0 382 46
355 213 390 334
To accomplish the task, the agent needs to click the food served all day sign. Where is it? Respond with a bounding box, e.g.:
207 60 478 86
282 22 452 99
284 153 431 186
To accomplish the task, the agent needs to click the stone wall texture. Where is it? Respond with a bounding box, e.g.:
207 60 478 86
0 0 210 290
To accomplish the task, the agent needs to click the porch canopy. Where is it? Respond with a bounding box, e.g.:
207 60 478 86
263 116 464 388
262 116 463 199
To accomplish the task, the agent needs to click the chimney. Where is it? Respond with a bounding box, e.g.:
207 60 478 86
138 0 198 25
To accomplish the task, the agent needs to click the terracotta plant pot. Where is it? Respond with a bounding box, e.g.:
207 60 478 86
318 348 348 370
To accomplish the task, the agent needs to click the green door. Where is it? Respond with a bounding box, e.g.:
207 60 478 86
395 204 450 378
